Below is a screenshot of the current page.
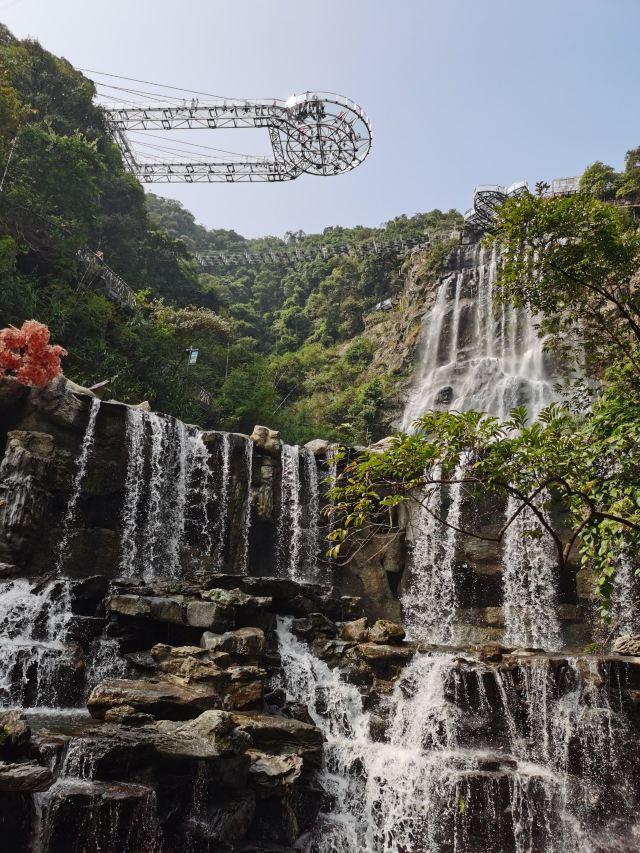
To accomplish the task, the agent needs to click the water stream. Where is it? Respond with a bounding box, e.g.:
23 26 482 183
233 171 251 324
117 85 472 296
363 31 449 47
277 619 638 853
400 241 565 650
402 244 558 429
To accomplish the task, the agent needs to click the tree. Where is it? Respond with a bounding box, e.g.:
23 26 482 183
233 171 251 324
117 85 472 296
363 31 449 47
579 161 622 198
488 189 640 378
329 403 640 617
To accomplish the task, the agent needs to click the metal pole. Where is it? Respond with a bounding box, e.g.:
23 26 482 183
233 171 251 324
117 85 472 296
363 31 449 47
0 137 17 193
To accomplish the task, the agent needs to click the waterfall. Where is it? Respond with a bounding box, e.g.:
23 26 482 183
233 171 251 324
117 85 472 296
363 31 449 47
303 448 321 579
610 555 640 635
278 619 637 853
402 463 465 643
119 408 145 573
277 444 304 580
501 497 561 649
277 445 320 581
0 578 72 706
119 411 217 580
238 436 253 575
56 396 100 570
402 243 558 429
398 240 566 651
215 432 232 568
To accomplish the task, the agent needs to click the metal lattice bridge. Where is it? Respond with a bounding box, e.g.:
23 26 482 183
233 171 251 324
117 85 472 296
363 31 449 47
104 92 373 183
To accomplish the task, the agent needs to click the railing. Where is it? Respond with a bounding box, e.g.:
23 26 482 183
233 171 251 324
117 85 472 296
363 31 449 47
77 250 139 312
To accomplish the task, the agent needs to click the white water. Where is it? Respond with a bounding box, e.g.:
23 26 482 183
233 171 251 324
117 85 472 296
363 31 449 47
56 397 101 570
119 411 219 580
402 463 466 644
0 399 104 707
0 578 72 706
278 619 635 853
277 444 305 580
502 498 561 649
400 241 565 651
303 448 321 580
402 244 558 429
238 436 253 575
277 445 321 581
215 432 232 568
610 555 640 635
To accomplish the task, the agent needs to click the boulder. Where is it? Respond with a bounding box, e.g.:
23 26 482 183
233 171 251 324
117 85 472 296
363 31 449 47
30 376 93 430
367 436 395 454
291 613 337 639
229 712 323 769
103 705 155 726
368 619 405 644
201 627 266 657
355 643 416 662
155 710 251 758
33 779 160 852
0 761 52 792
223 667 266 711
304 438 334 459
250 425 282 458
107 594 152 618
340 618 369 643
87 676 221 720
201 587 272 611
0 711 31 760
469 643 511 663
148 595 185 624
0 562 21 579
185 599 235 631
150 644 224 681
248 750 303 797
613 635 640 656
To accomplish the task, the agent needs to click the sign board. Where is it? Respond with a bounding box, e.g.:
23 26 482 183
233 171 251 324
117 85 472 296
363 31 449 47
187 349 199 366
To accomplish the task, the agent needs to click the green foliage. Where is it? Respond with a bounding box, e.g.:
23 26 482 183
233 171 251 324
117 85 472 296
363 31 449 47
331 402 640 617
0 24 460 442
488 190 640 377
578 145 640 201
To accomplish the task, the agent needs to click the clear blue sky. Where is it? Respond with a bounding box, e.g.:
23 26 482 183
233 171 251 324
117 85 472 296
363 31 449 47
2 0 639 237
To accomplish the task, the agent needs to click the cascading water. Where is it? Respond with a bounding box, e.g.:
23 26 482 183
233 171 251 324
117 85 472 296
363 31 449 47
501 498 561 649
402 243 558 429
238 436 253 575
303 448 321 579
214 432 232 568
0 398 103 707
400 239 566 650
277 619 638 853
610 555 640 635
278 444 303 579
277 445 320 581
118 411 219 580
0 578 73 706
56 396 101 570
402 463 465 644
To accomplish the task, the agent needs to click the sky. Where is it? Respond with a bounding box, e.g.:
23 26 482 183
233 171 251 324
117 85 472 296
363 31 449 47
2 0 639 238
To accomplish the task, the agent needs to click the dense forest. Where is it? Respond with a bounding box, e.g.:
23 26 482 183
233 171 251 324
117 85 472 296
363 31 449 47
0 22 461 443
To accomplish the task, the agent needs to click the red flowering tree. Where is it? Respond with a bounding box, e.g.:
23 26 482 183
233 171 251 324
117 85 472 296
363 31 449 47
0 320 68 387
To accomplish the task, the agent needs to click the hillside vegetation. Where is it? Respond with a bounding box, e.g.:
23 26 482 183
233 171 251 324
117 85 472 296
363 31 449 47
0 22 460 443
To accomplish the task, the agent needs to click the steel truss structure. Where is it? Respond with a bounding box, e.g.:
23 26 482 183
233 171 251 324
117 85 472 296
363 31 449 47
105 92 372 183
194 234 452 269
464 181 529 230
